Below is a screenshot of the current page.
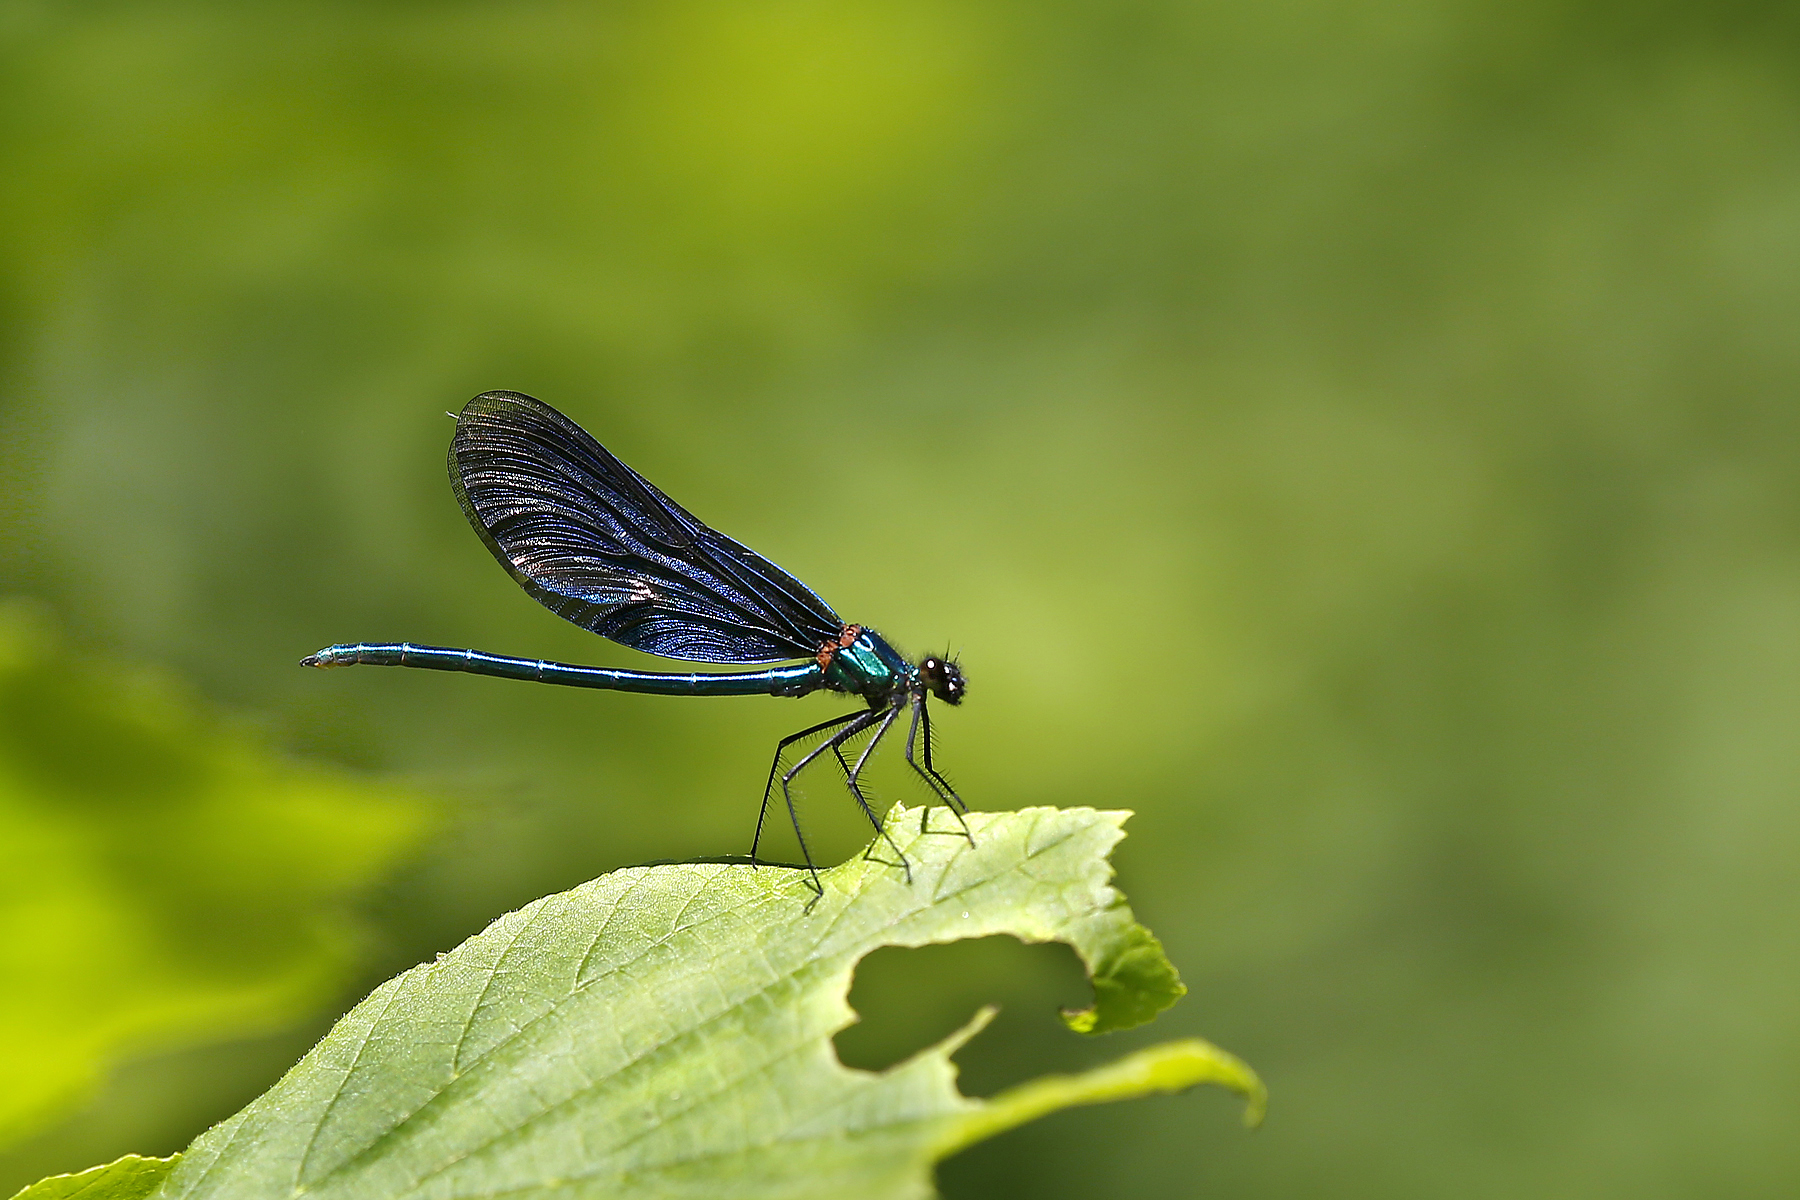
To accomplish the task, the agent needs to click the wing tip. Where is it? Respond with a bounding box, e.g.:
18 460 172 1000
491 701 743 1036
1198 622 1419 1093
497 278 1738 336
463 389 543 414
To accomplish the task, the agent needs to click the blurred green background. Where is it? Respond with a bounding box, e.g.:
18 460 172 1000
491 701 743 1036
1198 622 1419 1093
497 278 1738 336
3 0 1799 1195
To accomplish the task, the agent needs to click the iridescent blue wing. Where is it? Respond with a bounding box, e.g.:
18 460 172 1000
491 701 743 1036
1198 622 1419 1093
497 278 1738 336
449 391 843 664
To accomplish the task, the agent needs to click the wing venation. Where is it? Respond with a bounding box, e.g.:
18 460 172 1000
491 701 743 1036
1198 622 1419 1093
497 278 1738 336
449 391 843 664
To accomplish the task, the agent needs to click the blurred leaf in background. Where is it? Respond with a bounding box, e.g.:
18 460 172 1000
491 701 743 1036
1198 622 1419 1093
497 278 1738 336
2 0 1800 1197
0 602 426 1147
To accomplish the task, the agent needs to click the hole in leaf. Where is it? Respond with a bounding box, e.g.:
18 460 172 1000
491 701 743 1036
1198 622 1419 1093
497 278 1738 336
834 935 1098 1095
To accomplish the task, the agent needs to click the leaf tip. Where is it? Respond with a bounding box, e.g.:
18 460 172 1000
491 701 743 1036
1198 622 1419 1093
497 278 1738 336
8 1153 179 1200
1060 923 1187 1035
1158 1038 1268 1128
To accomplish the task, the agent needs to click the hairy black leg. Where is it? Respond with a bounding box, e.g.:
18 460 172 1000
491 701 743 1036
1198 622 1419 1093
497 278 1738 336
905 697 975 845
779 708 883 896
841 704 911 881
828 741 878 834
754 709 864 865
827 720 904 855
828 708 894 833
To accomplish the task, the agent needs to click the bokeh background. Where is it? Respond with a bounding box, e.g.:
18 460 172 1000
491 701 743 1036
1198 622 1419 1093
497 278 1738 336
3 1 1799 1195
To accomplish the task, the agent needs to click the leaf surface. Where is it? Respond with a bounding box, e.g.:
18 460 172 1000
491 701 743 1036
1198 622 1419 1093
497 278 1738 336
145 805 1258 1200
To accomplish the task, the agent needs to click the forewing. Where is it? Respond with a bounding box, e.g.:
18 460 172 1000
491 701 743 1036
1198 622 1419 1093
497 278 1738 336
449 391 843 663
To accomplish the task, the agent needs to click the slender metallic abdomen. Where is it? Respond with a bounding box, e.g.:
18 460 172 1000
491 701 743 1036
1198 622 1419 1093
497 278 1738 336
301 642 824 697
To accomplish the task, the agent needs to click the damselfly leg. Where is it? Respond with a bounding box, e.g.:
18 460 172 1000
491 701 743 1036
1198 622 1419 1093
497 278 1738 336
906 697 975 845
753 710 864 866
758 707 888 896
832 704 910 879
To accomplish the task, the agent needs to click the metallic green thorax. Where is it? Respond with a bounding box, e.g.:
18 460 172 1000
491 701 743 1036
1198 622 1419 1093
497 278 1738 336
821 628 910 703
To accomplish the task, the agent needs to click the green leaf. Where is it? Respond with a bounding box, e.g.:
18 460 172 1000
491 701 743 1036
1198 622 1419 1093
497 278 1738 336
0 603 430 1144
140 804 1257 1200
8 1154 175 1200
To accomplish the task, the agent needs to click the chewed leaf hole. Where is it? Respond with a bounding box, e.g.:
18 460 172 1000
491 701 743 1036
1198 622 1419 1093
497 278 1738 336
835 936 1096 1092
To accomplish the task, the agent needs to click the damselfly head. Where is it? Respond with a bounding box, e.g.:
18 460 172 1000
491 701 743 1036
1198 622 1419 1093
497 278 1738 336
918 655 966 706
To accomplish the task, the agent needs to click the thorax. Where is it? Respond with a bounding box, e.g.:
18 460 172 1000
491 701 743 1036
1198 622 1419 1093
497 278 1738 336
821 627 911 701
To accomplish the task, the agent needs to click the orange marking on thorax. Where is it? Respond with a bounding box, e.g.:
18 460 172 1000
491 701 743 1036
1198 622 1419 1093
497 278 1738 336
816 624 863 668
